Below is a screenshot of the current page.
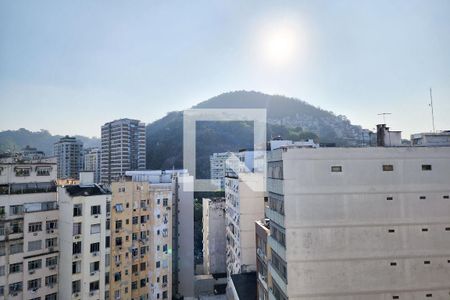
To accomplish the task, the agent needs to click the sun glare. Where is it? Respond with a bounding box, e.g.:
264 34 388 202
261 22 301 67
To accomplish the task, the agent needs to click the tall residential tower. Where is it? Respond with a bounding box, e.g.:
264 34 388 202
100 119 146 184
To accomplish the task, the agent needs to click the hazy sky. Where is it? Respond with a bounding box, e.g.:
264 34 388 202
1 0 449 138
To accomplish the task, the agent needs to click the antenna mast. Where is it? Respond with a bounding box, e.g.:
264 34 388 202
377 112 391 124
429 88 436 133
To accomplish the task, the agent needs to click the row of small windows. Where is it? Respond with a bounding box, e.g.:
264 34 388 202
331 164 433 172
393 294 434 299
387 227 450 233
385 195 449 200
390 259 450 266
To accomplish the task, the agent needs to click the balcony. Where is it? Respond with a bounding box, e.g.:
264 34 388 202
265 207 284 227
268 263 287 296
268 236 285 261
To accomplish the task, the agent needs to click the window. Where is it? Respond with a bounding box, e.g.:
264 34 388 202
73 223 82 235
329 165 342 173
106 236 110 248
388 229 395 233
420 196 426 200
45 274 57 286
72 261 81 274
90 261 100 272
91 224 101 234
115 220 122 230
444 195 449 199
386 196 393 201
162 244 168 253
115 204 124 212
90 242 100 253
9 282 22 293
424 260 431 264
114 272 121 282
91 205 101 215
73 204 82 217
140 262 146 271
28 222 42 232
268 161 284 179
72 280 81 293
156 261 160 268
390 262 397 266
10 263 23 273
163 198 168 206
15 167 30 177
28 259 42 271
10 205 23 215
89 280 99 291
46 238 57 248
132 281 138 290
46 220 58 230
141 215 147 223
163 291 168 299
140 278 146 287
0 265 4 276
28 278 41 290
46 256 58 267
133 216 139 224
45 293 57 300
382 164 394 171
73 241 82 254
426 294 432 298
28 240 41 251
115 237 122 246
422 228 428 232
36 167 51 176
422 164 432 171
10 220 23 233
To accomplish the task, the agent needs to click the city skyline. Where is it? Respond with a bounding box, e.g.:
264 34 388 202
1 0 449 137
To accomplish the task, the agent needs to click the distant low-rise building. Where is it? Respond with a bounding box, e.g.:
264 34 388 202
411 131 450 147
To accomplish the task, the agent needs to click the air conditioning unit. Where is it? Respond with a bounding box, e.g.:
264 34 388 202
49 265 56 270
90 291 95 296
94 215 99 218
49 247 54 252
11 292 18 296
93 252 98 256
29 269 35 274
74 293 79 297
33 232 38 236
74 254 80 259
91 272 96 276
74 235 81 239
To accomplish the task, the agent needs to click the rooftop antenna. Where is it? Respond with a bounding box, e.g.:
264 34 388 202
429 88 436 133
377 112 391 124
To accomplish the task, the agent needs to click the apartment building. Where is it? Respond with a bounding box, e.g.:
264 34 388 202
225 172 265 276
202 198 226 275
111 170 194 300
210 152 240 190
100 119 146 184
0 156 59 300
83 147 101 183
58 172 111 300
54 135 83 179
411 131 450 147
255 219 270 300
266 146 450 299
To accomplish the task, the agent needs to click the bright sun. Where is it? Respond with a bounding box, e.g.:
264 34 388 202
262 24 299 67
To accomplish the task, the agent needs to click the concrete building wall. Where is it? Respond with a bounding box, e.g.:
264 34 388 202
225 173 265 276
203 198 226 275
267 147 450 299
58 186 110 300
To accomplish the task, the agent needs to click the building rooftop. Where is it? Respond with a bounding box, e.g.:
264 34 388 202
230 272 257 300
64 184 110 197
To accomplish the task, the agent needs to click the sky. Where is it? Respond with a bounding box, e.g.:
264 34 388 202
0 0 449 138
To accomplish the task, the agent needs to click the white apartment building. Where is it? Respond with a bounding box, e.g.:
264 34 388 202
83 147 101 183
202 198 226 275
266 146 450 299
58 172 111 300
125 170 195 299
225 173 265 276
0 157 59 300
54 136 83 179
411 131 450 147
210 152 240 190
100 119 146 184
